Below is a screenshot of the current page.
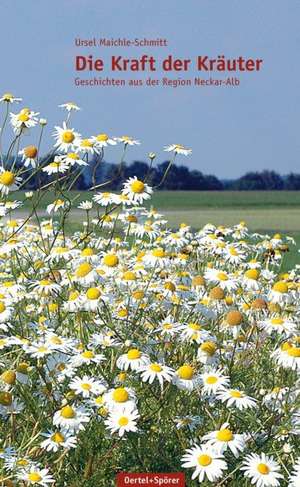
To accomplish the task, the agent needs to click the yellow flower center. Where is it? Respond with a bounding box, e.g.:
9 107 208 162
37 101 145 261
257 463 270 475
226 310 243 326
217 271 228 281
18 113 29 122
60 405 76 419
51 431 65 443
152 248 165 258
200 341 217 355
76 262 92 278
245 269 260 280
198 454 212 467
130 180 145 193
0 391 12 406
96 133 109 141
230 390 243 398
2 92 13 101
118 416 129 426
188 322 201 331
177 365 194 380
81 247 94 256
86 287 101 300
0 301 6 313
81 383 91 391
81 350 94 359
0 171 15 186
123 271 136 281
81 139 93 148
40 279 51 286
103 254 119 267
62 130 75 143
28 472 42 483
216 428 233 442
287 347 300 357
113 387 129 403
270 318 284 325
205 375 218 384
272 281 288 293
67 152 79 160
150 363 162 373
69 290 79 301
24 145 38 158
127 349 141 360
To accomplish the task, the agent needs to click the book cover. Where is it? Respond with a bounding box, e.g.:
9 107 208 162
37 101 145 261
0 1 299 486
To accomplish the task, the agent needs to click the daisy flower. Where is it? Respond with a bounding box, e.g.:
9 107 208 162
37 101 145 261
93 192 117 207
78 200 93 210
241 452 283 487
59 102 80 111
53 404 90 432
164 144 192 156
259 316 297 336
115 135 140 145
272 342 300 370
201 368 230 395
269 281 292 305
104 404 140 437
197 341 219 365
10 108 39 133
104 387 136 411
19 145 38 168
92 133 117 147
46 199 66 214
40 430 77 452
173 364 200 391
62 152 88 166
42 156 69 175
0 92 22 103
69 375 106 398
122 177 153 205
0 169 22 195
117 348 150 371
217 389 257 410
181 444 227 482
138 362 174 386
202 422 246 457
18 466 54 486
53 121 80 152
76 137 99 155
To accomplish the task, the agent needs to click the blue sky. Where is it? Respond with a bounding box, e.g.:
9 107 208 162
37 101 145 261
1 0 299 178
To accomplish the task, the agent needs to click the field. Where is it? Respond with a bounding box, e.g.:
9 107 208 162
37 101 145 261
15 190 300 270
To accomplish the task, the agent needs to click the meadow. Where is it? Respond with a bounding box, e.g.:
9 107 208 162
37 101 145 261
15 190 300 270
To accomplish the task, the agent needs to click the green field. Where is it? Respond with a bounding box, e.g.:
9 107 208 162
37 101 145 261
13 190 300 270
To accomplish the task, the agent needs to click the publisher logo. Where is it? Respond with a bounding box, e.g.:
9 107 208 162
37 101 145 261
116 472 185 486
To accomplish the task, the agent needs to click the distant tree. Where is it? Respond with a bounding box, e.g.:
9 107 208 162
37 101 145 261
260 170 283 190
284 173 300 190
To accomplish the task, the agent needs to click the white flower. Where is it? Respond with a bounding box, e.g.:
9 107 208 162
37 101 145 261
59 102 80 111
40 430 77 452
69 375 106 398
105 404 140 437
18 467 54 486
117 348 150 371
10 108 39 133
114 135 140 145
241 452 283 487
53 121 80 152
78 200 93 210
173 365 200 391
122 177 153 205
0 169 22 195
42 156 69 175
201 368 230 395
0 92 22 103
138 362 174 386
202 422 246 457
289 457 300 486
164 144 192 156
92 133 117 147
217 389 257 410
53 404 90 432
181 444 227 482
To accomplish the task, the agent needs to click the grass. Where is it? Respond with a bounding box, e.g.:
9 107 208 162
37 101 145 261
12 190 300 270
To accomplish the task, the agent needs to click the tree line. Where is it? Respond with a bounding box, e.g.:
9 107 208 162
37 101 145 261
15 155 300 191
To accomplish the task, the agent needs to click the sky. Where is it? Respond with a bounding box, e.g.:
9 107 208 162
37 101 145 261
1 0 299 178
